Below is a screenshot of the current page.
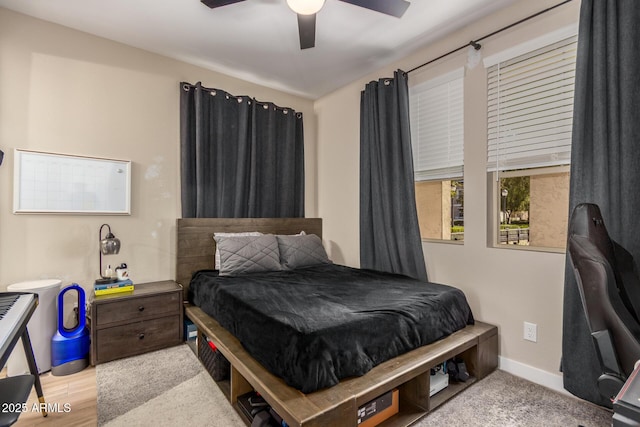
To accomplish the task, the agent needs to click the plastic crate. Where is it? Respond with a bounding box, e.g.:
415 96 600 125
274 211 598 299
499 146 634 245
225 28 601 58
198 334 230 381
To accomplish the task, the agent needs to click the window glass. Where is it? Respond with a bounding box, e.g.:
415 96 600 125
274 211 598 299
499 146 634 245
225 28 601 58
497 170 569 248
415 180 464 241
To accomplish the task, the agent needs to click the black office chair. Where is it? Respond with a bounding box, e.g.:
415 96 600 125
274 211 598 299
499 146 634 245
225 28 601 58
567 203 640 400
0 375 35 427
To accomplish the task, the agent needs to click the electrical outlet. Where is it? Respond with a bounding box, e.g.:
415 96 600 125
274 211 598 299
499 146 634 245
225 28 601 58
524 322 537 342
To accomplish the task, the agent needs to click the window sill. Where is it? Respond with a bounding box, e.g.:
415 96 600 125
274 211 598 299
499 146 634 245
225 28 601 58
419 238 566 254
490 243 566 254
421 238 464 245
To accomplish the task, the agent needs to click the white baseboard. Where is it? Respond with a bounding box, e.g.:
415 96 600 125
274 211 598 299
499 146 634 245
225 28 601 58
498 356 571 397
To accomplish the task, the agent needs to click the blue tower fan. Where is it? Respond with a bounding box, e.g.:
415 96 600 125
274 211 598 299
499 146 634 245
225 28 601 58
51 284 90 376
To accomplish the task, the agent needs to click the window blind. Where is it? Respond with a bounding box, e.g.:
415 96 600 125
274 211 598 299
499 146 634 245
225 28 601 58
487 35 577 172
409 68 464 181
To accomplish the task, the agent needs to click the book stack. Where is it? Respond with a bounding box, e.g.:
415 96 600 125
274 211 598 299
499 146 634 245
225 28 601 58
94 278 134 296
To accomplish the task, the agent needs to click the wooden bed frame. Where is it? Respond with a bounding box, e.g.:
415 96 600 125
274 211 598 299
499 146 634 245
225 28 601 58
176 218 498 427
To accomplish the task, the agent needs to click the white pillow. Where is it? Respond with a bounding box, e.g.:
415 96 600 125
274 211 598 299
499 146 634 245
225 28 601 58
213 231 262 270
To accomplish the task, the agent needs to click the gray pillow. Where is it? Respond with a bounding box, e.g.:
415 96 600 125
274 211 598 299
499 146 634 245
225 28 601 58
276 234 331 270
215 234 282 276
213 231 262 270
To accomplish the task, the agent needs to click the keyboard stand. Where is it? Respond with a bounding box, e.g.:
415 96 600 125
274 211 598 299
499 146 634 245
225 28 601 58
21 327 47 417
0 293 47 426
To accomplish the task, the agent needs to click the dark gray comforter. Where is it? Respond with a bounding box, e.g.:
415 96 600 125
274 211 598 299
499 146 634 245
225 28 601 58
189 264 473 393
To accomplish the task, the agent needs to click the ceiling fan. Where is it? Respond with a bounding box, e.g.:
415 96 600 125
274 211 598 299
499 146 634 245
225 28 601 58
201 0 410 49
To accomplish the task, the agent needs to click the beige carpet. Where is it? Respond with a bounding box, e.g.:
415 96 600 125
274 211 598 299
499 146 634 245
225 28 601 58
98 344 613 426
416 369 612 427
96 344 243 426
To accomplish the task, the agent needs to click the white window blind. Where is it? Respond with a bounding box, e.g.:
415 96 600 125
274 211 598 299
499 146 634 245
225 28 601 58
487 35 577 172
409 68 464 181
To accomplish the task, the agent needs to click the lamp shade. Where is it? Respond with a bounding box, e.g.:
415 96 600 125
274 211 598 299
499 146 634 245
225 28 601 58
286 0 325 15
100 233 120 255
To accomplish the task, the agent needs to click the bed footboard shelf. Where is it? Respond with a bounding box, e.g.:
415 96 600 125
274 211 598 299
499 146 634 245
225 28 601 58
185 304 498 427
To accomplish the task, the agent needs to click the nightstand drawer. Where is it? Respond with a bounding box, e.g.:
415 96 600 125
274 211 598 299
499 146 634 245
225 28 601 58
96 315 181 363
95 292 180 326
90 280 183 365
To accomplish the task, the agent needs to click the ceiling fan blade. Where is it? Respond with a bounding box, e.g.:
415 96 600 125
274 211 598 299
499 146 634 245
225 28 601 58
297 14 316 50
338 0 410 18
201 0 246 9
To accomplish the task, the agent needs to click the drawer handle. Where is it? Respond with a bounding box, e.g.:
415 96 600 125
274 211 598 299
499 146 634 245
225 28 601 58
138 306 145 312
138 333 145 340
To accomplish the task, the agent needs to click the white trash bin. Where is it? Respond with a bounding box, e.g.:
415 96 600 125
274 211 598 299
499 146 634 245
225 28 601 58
7 279 61 375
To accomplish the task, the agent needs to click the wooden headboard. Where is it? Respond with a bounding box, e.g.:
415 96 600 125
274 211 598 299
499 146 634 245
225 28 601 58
176 218 322 301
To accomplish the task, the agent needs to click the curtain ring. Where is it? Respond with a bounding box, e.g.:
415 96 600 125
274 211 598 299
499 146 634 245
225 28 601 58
283 109 288 114
237 97 243 103
182 83 191 92
263 104 268 110
384 79 391 86
210 90 217 96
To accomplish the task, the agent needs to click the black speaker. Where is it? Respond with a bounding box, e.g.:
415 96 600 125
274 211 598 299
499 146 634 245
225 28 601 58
446 358 470 382
251 410 277 427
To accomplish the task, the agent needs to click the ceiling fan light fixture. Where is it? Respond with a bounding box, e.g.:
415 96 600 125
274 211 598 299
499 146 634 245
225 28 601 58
286 0 325 15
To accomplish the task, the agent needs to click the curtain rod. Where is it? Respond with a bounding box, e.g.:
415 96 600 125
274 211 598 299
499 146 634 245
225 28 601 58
407 0 575 74
181 82 302 117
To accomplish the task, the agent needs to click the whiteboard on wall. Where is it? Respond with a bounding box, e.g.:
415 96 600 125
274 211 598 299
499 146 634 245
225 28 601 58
13 149 131 214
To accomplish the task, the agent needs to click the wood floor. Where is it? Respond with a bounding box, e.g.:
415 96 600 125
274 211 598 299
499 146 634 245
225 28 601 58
1 367 97 427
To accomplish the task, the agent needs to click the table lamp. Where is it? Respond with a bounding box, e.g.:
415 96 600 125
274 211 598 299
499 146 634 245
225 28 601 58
96 224 121 284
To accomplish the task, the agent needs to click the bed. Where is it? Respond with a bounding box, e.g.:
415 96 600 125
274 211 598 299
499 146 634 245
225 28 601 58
177 218 498 427
190 264 474 393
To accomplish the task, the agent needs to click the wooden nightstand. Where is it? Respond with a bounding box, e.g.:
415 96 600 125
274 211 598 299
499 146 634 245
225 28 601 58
89 280 183 365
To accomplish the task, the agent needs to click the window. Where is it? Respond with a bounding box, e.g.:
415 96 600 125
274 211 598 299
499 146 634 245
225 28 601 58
410 68 464 241
486 35 577 249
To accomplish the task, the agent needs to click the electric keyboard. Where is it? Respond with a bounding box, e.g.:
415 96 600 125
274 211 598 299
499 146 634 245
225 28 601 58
0 293 37 369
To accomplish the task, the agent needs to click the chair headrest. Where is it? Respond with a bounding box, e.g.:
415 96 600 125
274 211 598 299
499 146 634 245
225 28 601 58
569 203 615 263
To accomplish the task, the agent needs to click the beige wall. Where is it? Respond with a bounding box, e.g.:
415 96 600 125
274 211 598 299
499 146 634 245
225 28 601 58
0 8 316 293
316 0 580 380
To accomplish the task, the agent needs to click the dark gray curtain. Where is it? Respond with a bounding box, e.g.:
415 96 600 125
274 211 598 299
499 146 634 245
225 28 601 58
562 0 640 407
360 70 428 282
180 82 304 218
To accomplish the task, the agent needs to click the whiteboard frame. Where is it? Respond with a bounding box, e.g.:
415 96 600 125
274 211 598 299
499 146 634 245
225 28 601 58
13 149 132 215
